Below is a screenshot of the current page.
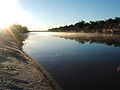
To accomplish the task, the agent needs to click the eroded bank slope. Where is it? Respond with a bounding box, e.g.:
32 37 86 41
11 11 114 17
0 32 61 90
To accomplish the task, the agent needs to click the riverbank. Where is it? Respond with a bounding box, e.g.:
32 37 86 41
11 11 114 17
0 31 61 89
48 17 120 33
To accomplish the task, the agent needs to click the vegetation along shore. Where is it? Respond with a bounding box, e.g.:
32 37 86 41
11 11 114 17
48 17 120 33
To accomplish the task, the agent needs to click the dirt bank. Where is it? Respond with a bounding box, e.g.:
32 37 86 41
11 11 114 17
0 31 61 90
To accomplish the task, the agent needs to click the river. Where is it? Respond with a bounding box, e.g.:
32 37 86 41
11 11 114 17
23 32 120 90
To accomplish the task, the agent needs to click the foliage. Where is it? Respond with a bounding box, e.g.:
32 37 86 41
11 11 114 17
48 17 120 33
9 24 29 33
8 24 29 45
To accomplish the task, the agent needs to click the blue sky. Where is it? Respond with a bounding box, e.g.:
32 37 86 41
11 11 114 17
20 0 120 30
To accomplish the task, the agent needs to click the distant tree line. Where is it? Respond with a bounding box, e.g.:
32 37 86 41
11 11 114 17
48 17 120 33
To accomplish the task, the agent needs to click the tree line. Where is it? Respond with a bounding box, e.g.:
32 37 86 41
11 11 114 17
48 17 120 33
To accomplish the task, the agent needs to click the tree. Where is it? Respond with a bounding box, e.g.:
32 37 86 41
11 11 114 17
8 24 29 45
9 24 29 33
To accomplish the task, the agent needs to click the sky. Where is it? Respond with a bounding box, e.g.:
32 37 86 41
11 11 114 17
0 0 120 30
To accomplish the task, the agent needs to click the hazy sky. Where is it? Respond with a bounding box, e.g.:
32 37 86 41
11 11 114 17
1 0 120 30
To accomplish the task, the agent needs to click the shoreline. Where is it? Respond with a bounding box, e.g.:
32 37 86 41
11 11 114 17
0 32 61 90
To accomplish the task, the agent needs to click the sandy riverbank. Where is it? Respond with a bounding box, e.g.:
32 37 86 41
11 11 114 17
0 31 61 90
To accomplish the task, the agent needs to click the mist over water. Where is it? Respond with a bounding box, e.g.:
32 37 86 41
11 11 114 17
23 32 120 90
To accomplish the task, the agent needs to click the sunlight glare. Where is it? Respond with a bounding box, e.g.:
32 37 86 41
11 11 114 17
37 32 51 36
0 0 31 28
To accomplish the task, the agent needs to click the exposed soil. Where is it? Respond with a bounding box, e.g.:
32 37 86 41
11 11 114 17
0 31 61 90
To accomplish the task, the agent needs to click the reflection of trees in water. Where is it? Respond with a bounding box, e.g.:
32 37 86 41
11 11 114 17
20 33 29 49
53 34 120 47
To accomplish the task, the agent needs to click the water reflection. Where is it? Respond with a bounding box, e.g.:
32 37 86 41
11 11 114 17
23 32 120 90
50 32 120 47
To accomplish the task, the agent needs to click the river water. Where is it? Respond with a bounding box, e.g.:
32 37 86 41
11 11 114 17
23 32 120 90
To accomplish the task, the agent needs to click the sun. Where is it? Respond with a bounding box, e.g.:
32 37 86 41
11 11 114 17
0 0 16 28
0 0 31 29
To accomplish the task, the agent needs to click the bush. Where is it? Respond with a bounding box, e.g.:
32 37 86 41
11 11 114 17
9 24 29 33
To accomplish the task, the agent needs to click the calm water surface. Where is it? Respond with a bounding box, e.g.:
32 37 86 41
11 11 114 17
23 32 120 90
